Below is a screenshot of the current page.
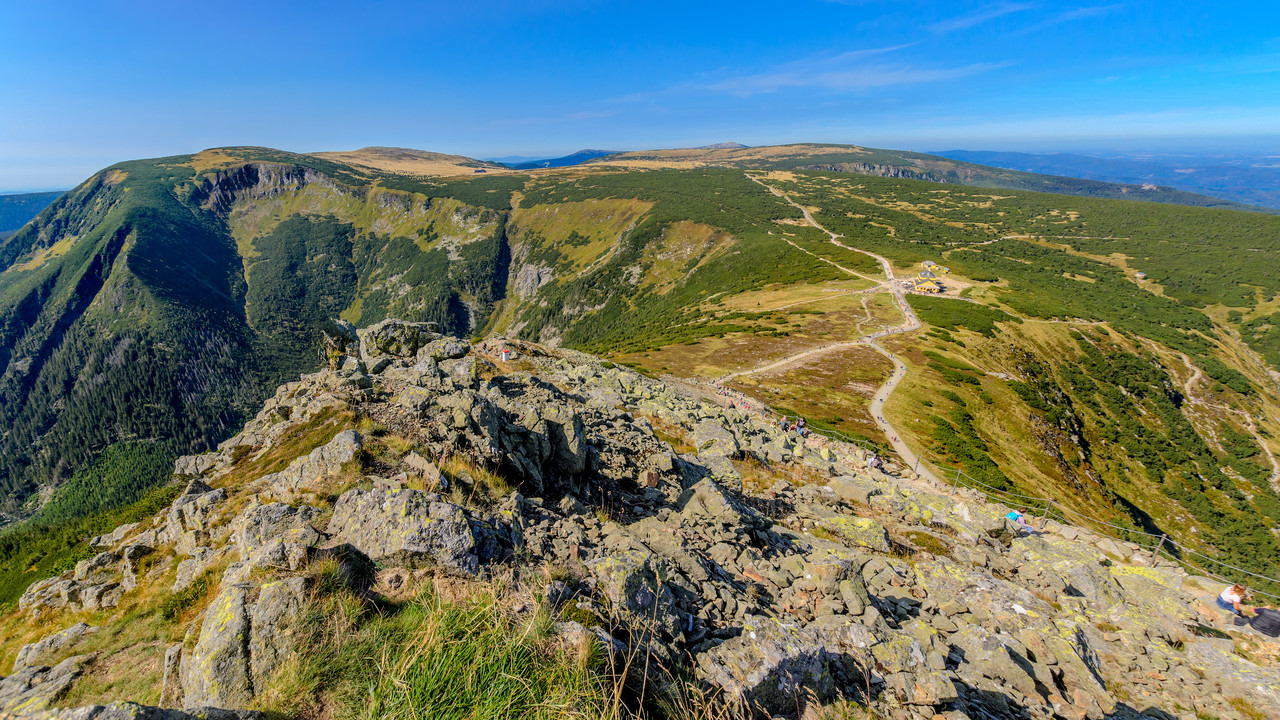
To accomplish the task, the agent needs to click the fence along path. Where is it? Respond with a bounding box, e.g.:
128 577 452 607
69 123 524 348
687 368 1280 601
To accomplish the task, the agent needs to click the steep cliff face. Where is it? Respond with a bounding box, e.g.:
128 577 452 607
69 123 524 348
1 323 1276 720
0 151 512 520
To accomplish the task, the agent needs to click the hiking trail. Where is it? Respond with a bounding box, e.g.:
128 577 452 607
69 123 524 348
734 174 939 484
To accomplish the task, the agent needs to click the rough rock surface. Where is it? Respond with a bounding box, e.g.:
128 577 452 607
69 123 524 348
13 624 96 672
3 324 1278 720
327 488 478 576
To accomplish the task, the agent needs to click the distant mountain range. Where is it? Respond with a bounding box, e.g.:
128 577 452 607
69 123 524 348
489 144 748 170
935 149 1280 210
499 149 616 170
0 191 65 238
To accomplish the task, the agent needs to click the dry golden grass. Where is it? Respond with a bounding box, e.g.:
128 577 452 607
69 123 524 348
310 147 511 177
587 144 869 171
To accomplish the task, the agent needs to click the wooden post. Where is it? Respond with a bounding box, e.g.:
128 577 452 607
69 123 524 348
1150 534 1167 563
1039 501 1054 530
949 469 962 496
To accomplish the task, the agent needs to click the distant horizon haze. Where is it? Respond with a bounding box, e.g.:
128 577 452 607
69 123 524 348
2 0 1277 189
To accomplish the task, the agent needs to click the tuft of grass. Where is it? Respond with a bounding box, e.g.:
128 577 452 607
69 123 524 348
265 582 628 720
901 530 951 558
441 454 515 507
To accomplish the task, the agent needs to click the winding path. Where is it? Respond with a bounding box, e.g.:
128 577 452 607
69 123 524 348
736 174 941 484
1179 353 1280 488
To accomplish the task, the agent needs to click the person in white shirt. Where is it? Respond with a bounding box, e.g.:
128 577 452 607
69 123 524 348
1217 584 1248 617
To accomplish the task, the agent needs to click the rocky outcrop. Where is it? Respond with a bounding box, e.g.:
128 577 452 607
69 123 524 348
180 578 308 709
0 656 93 716
4 323 1277 720
260 430 361 499
230 502 321 570
327 488 478 576
13 624 95 672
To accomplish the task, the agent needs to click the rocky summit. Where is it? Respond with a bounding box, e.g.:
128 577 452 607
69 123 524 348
2 320 1277 720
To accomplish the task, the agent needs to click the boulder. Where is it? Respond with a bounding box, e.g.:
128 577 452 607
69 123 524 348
692 420 740 458
321 318 359 369
695 615 873 716
247 577 308 693
676 478 767 532
418 335 470 362
89 522 139 549
357 319 439 361
182 577 309 710
13 623 95 671
36 702 264 719
815 516 890 553
231 502 322 562
327 488 479 576
584 548 679 638
182 585 254 709
164 480 228 556
827 475 886 506
261 430 361 498
173 547 228 593
0 655 92 716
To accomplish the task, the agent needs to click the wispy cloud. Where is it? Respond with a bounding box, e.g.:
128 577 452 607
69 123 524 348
700 45 1005 96
930 2 1035 33
1016 4 1123 34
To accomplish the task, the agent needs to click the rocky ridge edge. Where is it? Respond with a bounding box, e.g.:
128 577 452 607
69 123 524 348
2 319 1277 720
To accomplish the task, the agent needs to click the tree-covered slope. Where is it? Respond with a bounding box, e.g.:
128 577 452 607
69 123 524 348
2 145 1278 593
0 149 516 523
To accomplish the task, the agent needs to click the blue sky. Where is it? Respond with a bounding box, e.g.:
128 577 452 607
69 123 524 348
2 0 1278 190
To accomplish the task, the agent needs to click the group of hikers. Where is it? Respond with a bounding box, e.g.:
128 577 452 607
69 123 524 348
778 415 808 437
711 382 754 413
1217 584 1280 637
708 379 814 438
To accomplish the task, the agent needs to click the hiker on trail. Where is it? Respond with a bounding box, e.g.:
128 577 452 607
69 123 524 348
798 417 806 433
1218 584 1249 617
779 418 788 432
1006 508 1033 534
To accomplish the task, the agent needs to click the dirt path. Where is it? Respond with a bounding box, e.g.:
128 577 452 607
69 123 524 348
1179 353 1280 488
739 175 940 484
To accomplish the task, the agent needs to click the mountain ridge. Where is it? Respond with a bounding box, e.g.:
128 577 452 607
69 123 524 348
0 144 1277 626
0 322 1275 719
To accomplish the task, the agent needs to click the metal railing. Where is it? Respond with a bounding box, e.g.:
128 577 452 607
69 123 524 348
695 375 1280 601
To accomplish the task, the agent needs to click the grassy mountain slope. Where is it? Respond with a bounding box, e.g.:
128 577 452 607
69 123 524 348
1 143 1277 591
589 143 1271 212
